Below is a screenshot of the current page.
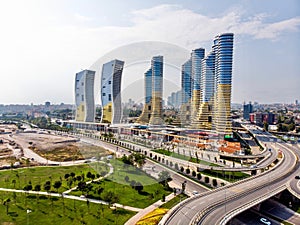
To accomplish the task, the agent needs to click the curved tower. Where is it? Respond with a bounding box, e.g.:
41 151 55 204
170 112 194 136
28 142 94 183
75 69 95 122
101 59 124 124
191 48 205 122
213 33 234 135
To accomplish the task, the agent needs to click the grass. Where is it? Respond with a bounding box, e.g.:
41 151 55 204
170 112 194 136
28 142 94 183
0 191 135 225
70 158 172 209
159 194 188 209
0 163 109 192
152 149 220 167
200 169 250 182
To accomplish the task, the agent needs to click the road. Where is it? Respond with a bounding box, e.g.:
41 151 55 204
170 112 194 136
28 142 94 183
162 132 300 224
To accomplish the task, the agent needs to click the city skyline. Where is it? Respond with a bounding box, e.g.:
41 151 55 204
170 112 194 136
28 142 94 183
0 0 299 104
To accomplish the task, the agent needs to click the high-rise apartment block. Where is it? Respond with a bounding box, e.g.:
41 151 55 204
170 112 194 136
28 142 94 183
184 33 234 135
138 56 164 125
75 69 95 122
101 59 124 124
243 102 253 120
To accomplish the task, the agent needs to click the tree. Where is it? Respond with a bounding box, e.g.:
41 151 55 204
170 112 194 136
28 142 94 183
204 176 209 183
124 176 129 183
3 198 11 215
44 181 51 193
135 182 144 193
130 180 136 189
185 168 190 174
180 166 184 172
158 171 172 187
197 173 202 180
212 179 218 187
76 175 82 182
70 172 75 178
12 179 16 188
102 191 119 206
86 172 92 179
192 171 196 177
175 163 179 170
53 181 62 193
34 184 41 203
64 173 70 180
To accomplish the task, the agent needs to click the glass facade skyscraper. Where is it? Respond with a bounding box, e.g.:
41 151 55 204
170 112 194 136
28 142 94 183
213 33 234 134
137 68 153 124
101 59 124 124
149 55 164 125
74 69 95 122
191 48 205 121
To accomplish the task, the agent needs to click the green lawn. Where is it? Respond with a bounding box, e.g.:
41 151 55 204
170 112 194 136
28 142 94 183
159 194 188 209
200 169 250 182
153 149 220 166
0 163 109 193
0 192 135 225
71 159 172 209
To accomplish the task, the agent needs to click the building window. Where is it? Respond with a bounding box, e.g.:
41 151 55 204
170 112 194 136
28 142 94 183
148 106 151 111
108 106 112 112
108 81 111 84
103 93 106 96
81 105 84 111
81 95 84 101
108 94 111 101
103 86 106 88
81 82 84 86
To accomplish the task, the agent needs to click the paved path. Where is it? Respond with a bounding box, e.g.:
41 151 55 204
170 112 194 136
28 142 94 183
125 193 176 225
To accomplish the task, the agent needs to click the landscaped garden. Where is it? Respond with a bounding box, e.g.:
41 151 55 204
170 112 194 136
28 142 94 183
70 158 172 209
0 163 109 192
0 192 135 225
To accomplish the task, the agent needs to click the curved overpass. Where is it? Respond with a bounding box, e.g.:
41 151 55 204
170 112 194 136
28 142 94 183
161 141 299 225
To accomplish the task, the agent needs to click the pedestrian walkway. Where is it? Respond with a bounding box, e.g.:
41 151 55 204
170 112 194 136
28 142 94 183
125 193 176 225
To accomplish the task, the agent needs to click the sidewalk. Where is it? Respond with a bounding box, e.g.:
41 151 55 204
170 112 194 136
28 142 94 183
125 193 176 225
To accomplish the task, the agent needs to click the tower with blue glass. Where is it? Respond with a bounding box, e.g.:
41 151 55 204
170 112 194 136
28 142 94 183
149 55 164 125
137 68 153 124
180 58 192 125
213 33 234 135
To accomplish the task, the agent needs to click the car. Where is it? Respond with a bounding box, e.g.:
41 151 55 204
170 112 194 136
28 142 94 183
192 190 199 195
295 176 300 179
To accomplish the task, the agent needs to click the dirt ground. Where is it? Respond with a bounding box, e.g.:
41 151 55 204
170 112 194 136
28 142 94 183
14 132 110 162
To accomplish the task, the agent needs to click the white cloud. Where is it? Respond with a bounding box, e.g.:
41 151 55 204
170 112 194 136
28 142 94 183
0 3 299 104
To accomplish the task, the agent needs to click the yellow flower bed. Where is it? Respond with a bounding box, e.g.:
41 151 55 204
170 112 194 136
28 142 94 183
136 208 169 225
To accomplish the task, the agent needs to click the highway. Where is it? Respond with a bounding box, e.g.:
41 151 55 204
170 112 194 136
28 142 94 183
162 132 300 224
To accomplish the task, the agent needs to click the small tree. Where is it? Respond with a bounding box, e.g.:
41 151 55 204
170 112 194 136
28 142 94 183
180 166 184 172
175 163 179 170
197 173 202 180
212 179 217 187
64 173 70 180
204 176 209 184
124 176 129 183
192 171 196 177
135 182 144 193
3 198 11 215
186 168 190 174
53 181 62 193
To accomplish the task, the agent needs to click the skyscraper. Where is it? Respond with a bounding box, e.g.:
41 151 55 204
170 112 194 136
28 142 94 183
101 59 124 124
136 68 152 124
180 58 193 125
149 56 164 125
191 48 205 121
243 102 253 120
213 33 234 135
74 69 95 122
194 51 216 128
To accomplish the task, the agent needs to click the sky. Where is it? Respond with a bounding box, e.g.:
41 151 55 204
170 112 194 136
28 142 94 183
0 0 299 105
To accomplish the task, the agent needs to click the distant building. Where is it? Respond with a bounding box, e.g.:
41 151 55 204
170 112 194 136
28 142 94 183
45 101 51 108
101 59 124 124
296 100 298 105
74 69 95 122
243 102 253 120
